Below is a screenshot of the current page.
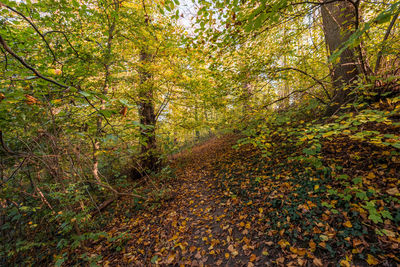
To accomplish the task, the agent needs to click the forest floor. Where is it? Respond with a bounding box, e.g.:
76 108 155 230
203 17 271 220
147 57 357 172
85 132 399 266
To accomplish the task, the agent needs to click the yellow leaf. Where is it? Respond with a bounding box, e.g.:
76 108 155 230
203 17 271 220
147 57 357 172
166 254 175 264
245 222 251 229
340 259 350 267
367 254 379 265
320 235 329 241
297 248 307 256
367 172 376 179
314 185 319 191
278 239 289 249
309 240 316 251
343 221 352 228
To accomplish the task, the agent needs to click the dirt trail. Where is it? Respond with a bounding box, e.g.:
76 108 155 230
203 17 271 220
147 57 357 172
99 135 273 266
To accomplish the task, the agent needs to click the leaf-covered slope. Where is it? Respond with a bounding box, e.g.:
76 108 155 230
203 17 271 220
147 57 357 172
84 121 399 266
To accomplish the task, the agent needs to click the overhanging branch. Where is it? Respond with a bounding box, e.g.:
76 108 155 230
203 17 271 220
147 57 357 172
0 34 68 89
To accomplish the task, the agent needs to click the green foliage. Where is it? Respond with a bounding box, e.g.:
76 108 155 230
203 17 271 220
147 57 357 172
1 0 399 264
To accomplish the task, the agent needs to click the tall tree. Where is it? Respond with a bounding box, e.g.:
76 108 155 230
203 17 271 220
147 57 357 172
321 0 360 116
136 1 159 174
137 47 158 173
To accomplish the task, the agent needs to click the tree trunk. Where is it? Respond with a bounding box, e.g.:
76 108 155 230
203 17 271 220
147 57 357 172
138 49 159 173
93 17 115 182
321 0 360 116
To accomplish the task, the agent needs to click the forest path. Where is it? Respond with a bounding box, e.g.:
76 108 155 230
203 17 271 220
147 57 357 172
99 134 275 266
96 130 400 267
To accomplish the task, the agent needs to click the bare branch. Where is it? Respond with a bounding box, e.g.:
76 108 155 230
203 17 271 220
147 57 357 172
274 67 331 99
0 130 15 154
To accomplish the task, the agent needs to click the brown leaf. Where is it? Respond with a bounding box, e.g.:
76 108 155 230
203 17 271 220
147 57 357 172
25 94 38 105
313 258 323 267
195 251 202 259
120 106 128 117
387 187 399 195
276 257 285 264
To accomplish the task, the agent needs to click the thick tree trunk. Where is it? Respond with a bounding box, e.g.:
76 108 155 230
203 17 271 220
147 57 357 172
138 49 159 173
321 0 360 116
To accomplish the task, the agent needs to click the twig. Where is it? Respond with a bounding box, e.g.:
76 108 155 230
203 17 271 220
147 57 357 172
0 157 28 186
0 130 15 154
44 30 81 58
274 67 331 100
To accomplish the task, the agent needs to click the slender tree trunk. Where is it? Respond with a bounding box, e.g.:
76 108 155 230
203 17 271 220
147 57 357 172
203 100 212 135
138 49 158 173
93 18 115 182
241 71 253 115
321 0 360 116
281 27 290 109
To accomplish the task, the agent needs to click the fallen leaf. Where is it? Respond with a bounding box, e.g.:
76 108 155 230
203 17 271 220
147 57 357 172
297 258 305 266
166 254 175 264
309 240 316 251
313 258 323 267
367 254 379 265
276 257 285 264
343 220 352 228
340 259 350 267
278 239 289 249
387 187 399 195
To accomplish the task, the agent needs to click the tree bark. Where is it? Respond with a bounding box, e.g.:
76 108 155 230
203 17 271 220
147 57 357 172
138 49 159 173
321 0 360 116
